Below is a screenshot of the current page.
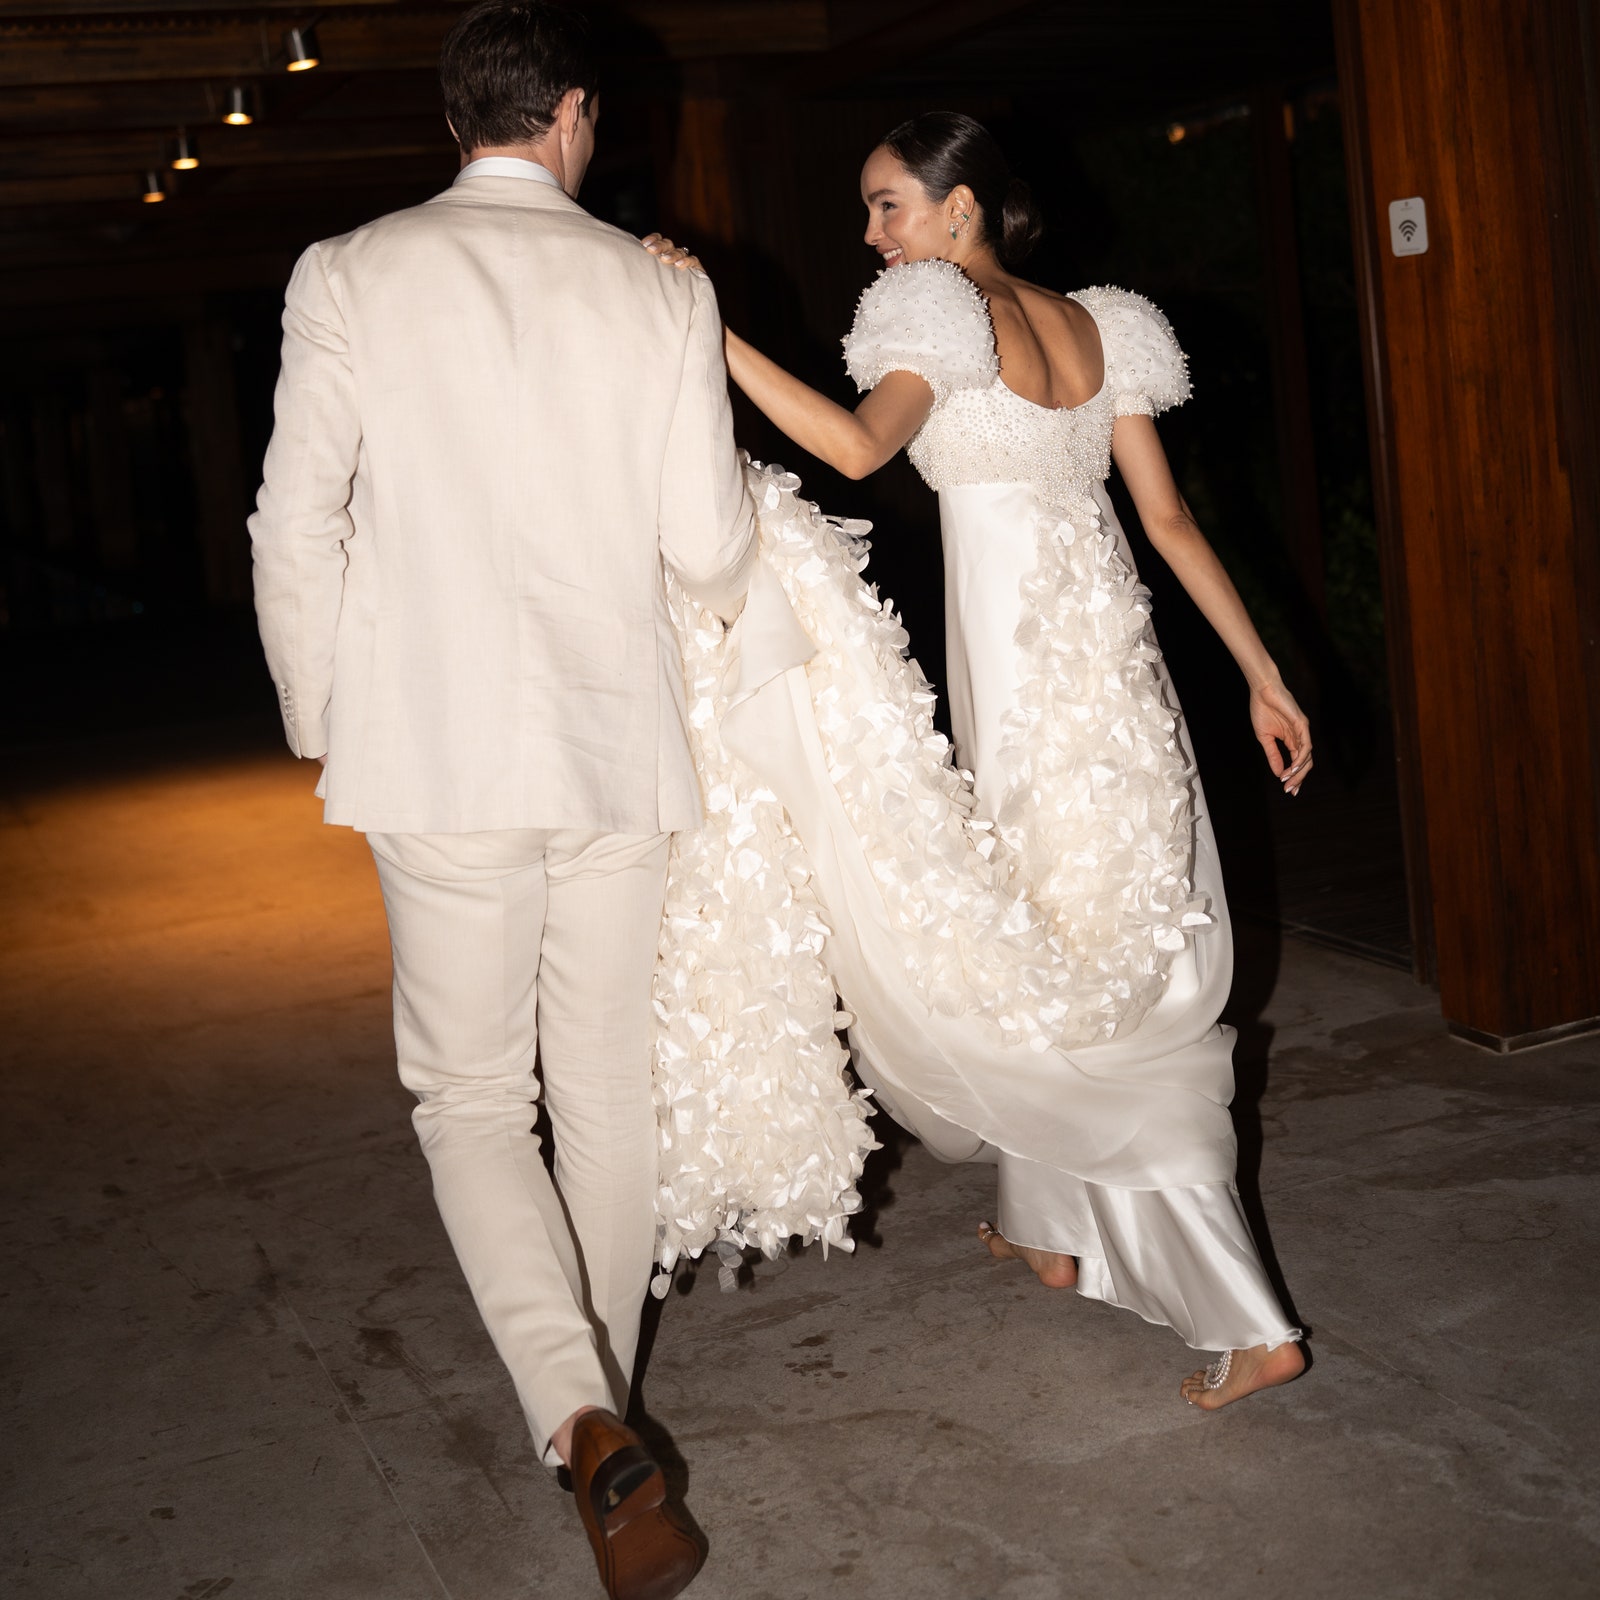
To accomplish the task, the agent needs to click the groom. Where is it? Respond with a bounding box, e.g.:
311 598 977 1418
248 3 754 1595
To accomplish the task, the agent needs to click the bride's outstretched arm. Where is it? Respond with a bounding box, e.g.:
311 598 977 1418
726 329 933 480
1111 414 1313 794
643 234 933 480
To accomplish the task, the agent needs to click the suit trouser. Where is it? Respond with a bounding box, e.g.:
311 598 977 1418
366 827 670 1463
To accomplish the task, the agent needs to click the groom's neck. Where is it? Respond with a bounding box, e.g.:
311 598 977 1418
460 141 549 171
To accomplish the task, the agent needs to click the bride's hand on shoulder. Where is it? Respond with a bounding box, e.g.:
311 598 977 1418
1250 677 1313 796
642 233 705 275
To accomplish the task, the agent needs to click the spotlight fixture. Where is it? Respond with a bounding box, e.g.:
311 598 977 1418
141 170 167 204
169 129 199 171
284 25 320 72
223 85 255 126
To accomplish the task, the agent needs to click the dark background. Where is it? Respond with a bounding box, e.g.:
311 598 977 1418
0 0 1406 967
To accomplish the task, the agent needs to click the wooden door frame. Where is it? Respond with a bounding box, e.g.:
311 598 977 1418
1329 0 1437 985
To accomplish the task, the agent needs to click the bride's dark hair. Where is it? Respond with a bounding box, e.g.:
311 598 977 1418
879 111 1044 269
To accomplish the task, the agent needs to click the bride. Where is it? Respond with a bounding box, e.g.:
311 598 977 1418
644 112 1308 1410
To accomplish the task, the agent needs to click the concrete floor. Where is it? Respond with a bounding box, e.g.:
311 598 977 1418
4 729 1598 1600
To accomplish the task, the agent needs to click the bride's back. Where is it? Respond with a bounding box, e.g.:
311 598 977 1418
984 280 1106 411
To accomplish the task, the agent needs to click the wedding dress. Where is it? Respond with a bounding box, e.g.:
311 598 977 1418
651 260 1298 1354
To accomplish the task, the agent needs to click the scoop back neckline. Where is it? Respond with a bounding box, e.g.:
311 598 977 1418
954 277 1106 415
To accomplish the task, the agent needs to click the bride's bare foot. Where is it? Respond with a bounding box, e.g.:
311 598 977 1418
1180 1340 1306 1411
977 1221 1078 1288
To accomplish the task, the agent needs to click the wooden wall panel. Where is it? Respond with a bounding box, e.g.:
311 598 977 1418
1331 0 1436 984
1338 0 1600 1044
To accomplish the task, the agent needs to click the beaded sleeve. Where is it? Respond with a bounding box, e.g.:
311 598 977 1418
842 259 999 404
1074 286 1192 418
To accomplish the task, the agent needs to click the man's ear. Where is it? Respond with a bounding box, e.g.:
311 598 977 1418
560 85 586 139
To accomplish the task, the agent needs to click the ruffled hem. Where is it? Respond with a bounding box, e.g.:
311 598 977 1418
653 541 877 1276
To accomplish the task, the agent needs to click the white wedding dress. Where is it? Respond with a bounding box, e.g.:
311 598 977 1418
651 260 1298 1354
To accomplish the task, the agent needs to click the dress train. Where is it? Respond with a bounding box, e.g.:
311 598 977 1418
653 461 1297 1353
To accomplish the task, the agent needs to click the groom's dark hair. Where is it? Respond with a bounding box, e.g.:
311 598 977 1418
440 1 599 153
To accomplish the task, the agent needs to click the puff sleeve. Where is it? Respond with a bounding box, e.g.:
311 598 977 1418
1076 286 1192 418
841 259 998 403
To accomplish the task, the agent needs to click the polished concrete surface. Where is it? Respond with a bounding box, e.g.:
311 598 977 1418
4 731 1597 1599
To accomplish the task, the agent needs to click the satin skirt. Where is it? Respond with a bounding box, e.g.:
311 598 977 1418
937 479 1294 1350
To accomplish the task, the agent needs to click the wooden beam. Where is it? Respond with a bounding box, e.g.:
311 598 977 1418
0 1 409 12
0 3 828 89
0 11 464 87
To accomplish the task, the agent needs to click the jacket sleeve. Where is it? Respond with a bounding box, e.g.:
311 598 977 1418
247 242 359 759
657 272 755 623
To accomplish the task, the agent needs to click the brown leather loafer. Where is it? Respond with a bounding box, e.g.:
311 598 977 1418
569 1409 702 1600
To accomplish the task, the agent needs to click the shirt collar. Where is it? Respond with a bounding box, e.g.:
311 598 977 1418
454 156 565 192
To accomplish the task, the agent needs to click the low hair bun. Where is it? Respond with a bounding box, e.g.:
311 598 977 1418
1000 176 1043 269
878 111 1045 272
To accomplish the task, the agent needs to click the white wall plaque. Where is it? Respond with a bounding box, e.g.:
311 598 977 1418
1389 196 1429 256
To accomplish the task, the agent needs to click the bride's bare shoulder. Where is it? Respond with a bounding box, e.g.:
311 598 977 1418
1013 279 1095 325
1004 280 1102 362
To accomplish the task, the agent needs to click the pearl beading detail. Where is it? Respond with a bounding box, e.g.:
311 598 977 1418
842 257 999 405
910 377 1116 516
843 268 1190 515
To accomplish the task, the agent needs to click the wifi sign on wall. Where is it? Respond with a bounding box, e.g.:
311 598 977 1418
1389 197 1429 257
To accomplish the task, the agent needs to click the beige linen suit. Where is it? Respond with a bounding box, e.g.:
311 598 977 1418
249 164 754 1460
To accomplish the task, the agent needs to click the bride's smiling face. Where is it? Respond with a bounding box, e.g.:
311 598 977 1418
860 145 958 267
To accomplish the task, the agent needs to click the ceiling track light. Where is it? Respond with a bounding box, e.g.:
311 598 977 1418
223 85 255 126
285 25 320 72
141 170 167 204
169 129 199 171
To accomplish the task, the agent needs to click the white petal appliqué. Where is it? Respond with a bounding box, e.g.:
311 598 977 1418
654 457 1213 1274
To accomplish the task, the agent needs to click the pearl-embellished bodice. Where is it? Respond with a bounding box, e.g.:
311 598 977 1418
909 350 1116 516
842 265 1191 516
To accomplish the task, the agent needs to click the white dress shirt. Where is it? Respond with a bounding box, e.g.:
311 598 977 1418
454 156 565 190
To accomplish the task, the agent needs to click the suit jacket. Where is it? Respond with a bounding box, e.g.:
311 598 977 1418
249 171 755 834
